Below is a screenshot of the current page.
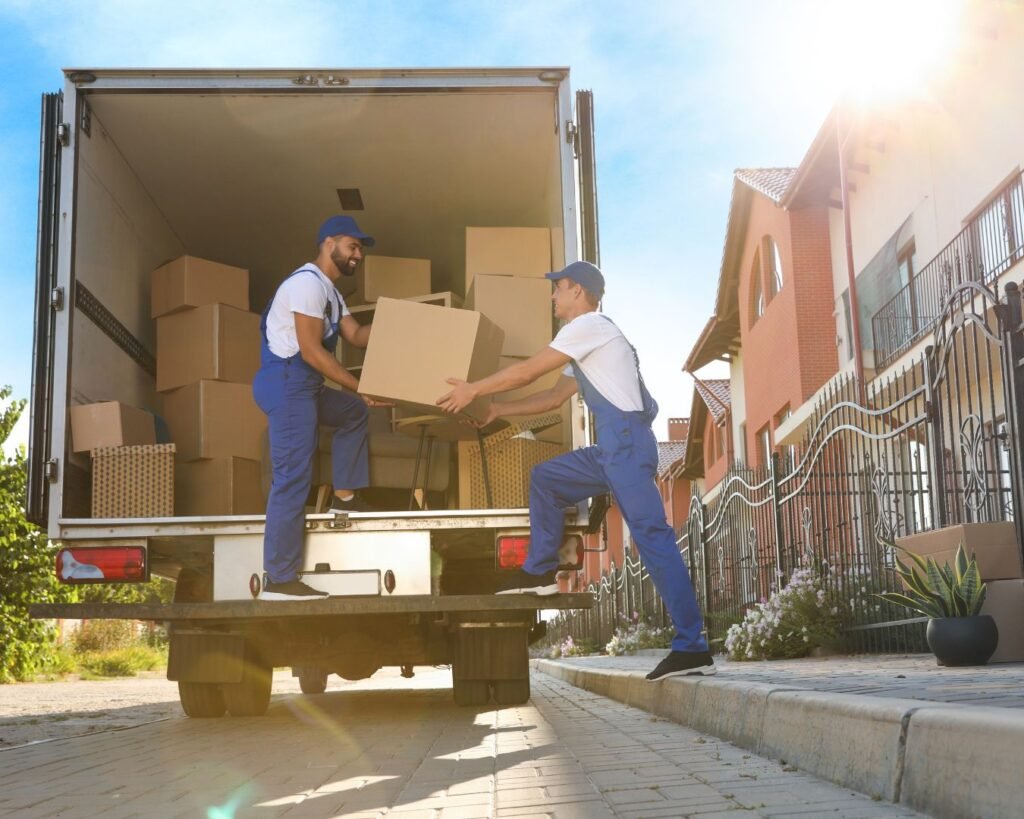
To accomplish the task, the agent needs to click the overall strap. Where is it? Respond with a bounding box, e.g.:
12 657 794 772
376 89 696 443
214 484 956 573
597 314 658 423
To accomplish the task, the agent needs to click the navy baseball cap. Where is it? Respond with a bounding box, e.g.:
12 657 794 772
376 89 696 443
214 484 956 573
317 215 375 247
545 260 605 300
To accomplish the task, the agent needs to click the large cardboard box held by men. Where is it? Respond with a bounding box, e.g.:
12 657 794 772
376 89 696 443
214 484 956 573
156 303 260 392
91 444 175 518
69 401 156 453
464 227 551 291
358 298 504 427
160 380 266 462
467 275 554 357
151 255 249 318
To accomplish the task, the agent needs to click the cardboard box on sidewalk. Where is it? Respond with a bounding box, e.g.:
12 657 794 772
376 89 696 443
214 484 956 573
980 578 1024 662
465 227 551 292
467 275 554 357
151 255 249 319
457 415 564 508
156 303 260 392
896 522 1023 580
354 256 431 304
69 401 156 453
91 444 175 518
161 380 266 462
358 297 504 427
175 457 264 516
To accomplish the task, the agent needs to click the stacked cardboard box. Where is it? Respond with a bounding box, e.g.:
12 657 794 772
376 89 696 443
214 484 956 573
154 255 265 516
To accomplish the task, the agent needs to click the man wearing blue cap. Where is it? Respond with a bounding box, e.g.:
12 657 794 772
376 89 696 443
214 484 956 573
253 215 382 601
437 261 714 680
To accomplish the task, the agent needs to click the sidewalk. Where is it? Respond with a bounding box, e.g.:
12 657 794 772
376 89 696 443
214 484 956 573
534 653 1024 819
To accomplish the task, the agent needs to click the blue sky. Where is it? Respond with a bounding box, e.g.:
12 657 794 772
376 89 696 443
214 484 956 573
0 0 870 449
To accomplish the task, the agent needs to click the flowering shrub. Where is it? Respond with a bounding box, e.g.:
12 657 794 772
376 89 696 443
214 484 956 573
548 634 600 658
605 612 674 656
724 567 849 661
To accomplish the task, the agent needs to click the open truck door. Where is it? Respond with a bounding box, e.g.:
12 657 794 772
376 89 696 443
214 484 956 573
27 91 64 527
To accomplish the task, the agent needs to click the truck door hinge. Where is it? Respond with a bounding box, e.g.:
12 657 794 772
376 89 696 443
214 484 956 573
57 123 70 147
565 120 578 147
44 459 59 482
50 287 65 311
328 511 351 530
293 74 319 86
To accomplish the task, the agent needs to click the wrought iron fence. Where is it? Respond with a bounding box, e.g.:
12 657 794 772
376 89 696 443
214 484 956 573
873 171 1024 368
547 278 1024 655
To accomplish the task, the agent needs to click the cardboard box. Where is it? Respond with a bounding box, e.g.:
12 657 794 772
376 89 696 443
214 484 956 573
896 522 1023 581
176 457 264 516
69 401 156 453
467 275 554 357
151 255 249 319
358 297 504 427
339 292 463 372
161 380 266 462
355 256 431 304
91 444 175 518
980 579 1024 662
465 227 551 291
156 303 260 392
458 415 564 508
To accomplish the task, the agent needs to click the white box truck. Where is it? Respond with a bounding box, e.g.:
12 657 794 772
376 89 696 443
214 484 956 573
27 67 603 716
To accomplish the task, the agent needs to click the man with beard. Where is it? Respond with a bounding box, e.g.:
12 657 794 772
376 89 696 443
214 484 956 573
253 215 382 601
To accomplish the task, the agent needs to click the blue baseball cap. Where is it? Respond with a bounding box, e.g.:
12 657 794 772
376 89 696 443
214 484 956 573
545 260 605 300
317 215 375 247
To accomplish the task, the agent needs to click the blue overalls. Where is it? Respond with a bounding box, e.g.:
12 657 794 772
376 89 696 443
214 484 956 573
252 267 369 584
525 318 708 653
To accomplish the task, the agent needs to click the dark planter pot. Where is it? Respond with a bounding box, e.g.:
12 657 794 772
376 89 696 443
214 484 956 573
926 615 999 667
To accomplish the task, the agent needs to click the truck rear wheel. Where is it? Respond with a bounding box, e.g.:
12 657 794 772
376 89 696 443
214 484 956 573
492 677 530 706
452 677 490 707
299 669 328 695
178 681 225 718
222 654 272 717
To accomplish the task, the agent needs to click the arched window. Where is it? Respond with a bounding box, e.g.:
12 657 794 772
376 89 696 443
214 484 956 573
765 236 784 297
751 248 764 324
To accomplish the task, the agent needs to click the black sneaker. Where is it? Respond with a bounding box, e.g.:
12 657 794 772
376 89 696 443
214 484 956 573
645 650 717 681
260 579 329 601
495 569 559 596
329 494 378 513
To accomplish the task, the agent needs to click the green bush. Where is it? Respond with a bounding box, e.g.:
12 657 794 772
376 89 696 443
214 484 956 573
77 645 165 678
605 613 674 656
72 619 138 654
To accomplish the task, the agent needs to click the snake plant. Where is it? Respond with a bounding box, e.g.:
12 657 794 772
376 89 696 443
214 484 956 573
879 541 987 618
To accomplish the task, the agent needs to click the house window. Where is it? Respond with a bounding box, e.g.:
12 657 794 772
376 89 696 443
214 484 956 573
757 425 772 469
750 248 764 324
775 406 795 470
765 236 784 297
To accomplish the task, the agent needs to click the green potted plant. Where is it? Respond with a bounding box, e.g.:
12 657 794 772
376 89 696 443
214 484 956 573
879 541 999 666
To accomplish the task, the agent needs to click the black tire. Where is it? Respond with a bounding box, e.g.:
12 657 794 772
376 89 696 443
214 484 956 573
299 669 328 695
223 656 272 717
178 681 225 718
452 678 490 707
492 678 530 706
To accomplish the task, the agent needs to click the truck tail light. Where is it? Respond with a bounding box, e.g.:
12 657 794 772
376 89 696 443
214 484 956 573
56 547 146 583
496 534 584 571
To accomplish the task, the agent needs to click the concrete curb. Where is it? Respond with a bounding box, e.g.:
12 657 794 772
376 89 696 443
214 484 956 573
534 658 1024 819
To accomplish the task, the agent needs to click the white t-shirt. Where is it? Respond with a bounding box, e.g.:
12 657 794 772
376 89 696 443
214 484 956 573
549 312 643 411
265 264 350 358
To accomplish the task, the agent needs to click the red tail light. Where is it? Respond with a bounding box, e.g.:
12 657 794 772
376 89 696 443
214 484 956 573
496 534 584 570
56 547 147 584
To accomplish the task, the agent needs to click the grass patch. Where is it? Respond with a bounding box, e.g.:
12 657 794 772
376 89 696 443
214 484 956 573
76 645 166 679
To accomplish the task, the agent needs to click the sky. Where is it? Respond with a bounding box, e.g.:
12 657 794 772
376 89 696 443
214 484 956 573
0 0 943 453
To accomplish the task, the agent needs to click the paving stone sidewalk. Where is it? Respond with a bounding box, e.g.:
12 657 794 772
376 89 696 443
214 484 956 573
549 652 1024 709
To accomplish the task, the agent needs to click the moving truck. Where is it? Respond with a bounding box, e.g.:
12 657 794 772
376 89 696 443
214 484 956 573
27 68 602 716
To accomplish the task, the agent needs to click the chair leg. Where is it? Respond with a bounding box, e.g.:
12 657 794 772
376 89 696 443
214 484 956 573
408 425 427 511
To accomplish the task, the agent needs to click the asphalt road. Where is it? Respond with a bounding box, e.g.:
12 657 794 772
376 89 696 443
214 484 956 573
0 668 926 818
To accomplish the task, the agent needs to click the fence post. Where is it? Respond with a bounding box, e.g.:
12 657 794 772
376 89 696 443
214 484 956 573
923 346 948 530
999 282 1024 555
770 453 786 577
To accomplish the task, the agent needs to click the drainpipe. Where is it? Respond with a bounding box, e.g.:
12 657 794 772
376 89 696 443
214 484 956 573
837 101 868 406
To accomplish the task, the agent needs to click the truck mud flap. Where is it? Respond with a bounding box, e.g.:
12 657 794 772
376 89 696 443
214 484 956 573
167 630 245 683
452 623 529 682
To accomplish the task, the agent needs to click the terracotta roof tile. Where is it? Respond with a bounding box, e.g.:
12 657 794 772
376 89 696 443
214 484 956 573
693 378 732 425
734 167 798 203
656 441 688 478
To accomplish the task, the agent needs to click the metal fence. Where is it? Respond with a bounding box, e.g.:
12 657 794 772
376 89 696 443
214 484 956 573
548 277 1024 654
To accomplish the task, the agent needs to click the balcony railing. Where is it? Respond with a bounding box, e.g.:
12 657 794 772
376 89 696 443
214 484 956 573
871 171 1024 368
